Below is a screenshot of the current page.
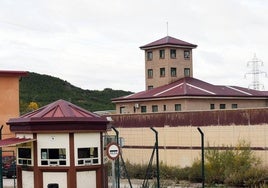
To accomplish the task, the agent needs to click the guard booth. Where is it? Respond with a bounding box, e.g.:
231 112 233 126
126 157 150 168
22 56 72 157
0 99 110 188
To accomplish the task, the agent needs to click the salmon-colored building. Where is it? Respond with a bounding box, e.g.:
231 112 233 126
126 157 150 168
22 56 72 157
0 70 27 154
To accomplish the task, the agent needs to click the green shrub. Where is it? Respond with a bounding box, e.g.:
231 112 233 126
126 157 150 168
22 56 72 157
188 160 202 183
204 140 267 187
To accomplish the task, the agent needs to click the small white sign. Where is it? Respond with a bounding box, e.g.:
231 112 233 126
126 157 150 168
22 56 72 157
107 143 120 160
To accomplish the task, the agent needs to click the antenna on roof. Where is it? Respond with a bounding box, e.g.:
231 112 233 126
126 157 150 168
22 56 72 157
244 53 267 90
166 21 169 36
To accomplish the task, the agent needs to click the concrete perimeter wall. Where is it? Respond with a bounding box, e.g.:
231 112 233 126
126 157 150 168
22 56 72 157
107 108 268 167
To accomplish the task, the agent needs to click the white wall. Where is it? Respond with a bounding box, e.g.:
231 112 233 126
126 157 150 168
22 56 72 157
43 172 67 188
74 133 101 166
76 171 96 188
37 133 70 166
22 171 34 188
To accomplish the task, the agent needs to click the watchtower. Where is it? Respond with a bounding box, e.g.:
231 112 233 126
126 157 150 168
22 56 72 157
140 36 197 90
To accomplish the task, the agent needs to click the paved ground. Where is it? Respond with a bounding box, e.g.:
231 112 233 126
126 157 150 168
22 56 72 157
2 177 202 188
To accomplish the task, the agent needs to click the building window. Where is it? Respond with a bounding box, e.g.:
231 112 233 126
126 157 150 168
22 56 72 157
163 105 166 111
175 104 181 111
159 49 165 59
170 49 176 59
41 148 66 166
148 85 153 90
147 51 153 61
148 69 153 78
171 67 177 77
152 105 158 112
184 68 190 77
210 104 215 110
232 104 238 109
141 106 147 113
77 147 99 165
18 147 32 165
220 104 226 109
120 107 125 114
160 68 165 77
184 50 190 59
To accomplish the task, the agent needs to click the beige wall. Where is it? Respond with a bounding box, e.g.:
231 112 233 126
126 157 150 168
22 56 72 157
0 76 20 139
116 98 268 114
144 47 193 89
109 125 268 167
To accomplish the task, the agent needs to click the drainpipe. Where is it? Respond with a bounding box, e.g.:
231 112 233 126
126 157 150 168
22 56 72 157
0 125 3 188
150 127 160 188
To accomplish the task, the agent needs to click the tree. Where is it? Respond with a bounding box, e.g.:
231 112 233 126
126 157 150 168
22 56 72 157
27 102 39 112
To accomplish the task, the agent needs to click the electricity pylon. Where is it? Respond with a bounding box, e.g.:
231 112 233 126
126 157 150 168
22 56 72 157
245 54 267 90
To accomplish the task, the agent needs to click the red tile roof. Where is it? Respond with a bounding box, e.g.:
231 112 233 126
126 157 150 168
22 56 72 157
0 137 35 147
8 99 108 125
112 77 268 102
140 36 197 49
0 70 28 77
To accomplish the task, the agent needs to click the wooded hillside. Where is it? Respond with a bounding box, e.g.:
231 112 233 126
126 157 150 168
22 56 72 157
19 72 133 114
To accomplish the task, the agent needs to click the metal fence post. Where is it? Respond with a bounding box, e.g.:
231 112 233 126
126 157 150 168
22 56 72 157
111 126 120 188
197 127 205 188
150 127 160 188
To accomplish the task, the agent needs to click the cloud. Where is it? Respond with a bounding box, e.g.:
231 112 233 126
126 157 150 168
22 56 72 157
0 0 267 92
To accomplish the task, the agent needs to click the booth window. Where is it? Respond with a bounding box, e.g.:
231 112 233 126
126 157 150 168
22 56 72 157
18 147 32 165
41 148 66 166
77 147 99 165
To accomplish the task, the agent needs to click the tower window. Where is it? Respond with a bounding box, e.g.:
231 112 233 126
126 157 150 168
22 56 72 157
184 68 190 77
184 50 190 59
160 68 165 77
148 85 153 90
159 49 165 59
171 68 177 77
147 51 153 60
170 49 176 59
148 69 153 78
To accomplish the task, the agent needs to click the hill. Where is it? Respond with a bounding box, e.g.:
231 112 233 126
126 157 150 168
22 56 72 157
19 72 133 114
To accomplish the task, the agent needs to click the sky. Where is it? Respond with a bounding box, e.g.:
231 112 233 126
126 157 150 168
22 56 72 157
0 0 268 92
